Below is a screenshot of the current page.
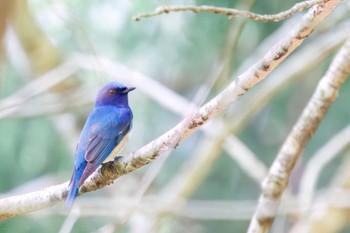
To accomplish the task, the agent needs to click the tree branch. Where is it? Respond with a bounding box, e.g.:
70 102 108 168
0 0 340 221
247 35 350 233
133 0 325 22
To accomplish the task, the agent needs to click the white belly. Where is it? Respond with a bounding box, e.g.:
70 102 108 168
103 134 129 162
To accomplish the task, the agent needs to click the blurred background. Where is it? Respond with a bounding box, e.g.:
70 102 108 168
0 0 350 232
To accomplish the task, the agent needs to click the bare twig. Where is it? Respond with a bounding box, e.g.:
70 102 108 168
0 0 339 220
247 35 350 233
133 0 325 22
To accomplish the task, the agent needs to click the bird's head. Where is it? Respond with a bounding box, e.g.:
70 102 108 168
95 82 135 107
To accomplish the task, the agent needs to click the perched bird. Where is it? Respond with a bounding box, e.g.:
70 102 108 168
65 82 135 208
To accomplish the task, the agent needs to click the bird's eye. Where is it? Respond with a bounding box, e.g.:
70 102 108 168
109 89 117 95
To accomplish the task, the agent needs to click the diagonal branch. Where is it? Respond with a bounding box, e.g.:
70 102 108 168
0 0 340 221
133 0 325 22
247 36 350 233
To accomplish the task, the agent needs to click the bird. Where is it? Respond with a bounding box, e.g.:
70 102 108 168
65 82 135 208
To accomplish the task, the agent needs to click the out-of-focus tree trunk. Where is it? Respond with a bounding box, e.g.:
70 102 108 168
0 0 14 57
9 0 78 91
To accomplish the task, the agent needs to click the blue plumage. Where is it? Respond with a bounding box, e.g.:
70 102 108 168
65 82 135 208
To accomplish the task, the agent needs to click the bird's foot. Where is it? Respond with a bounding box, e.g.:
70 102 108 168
111 156 123 167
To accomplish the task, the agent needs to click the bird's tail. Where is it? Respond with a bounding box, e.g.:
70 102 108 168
64 170 81 209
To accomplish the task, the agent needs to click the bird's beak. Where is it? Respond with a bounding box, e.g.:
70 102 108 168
123 87 136 94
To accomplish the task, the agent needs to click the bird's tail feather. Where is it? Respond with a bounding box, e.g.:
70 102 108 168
64 171 80 209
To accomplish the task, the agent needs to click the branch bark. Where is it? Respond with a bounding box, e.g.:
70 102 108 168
0 0 341 221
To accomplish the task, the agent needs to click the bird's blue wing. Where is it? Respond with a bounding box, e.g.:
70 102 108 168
78 107 132 186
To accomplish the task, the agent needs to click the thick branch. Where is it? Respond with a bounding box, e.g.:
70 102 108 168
0 0 340 220
247 36 350 233
133 0 325 22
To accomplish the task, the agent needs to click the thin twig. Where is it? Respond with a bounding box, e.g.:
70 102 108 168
247 36 350 233
133 0 325 22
